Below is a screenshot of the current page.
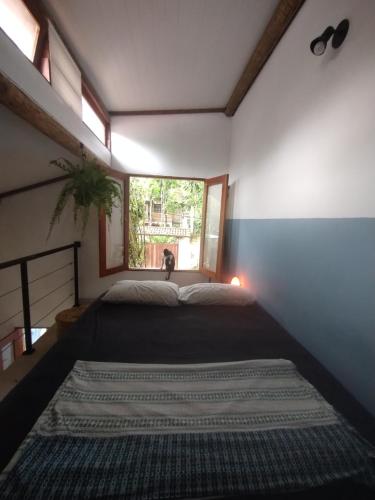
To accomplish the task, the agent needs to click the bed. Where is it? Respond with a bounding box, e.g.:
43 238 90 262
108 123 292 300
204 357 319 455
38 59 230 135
0 299 374 498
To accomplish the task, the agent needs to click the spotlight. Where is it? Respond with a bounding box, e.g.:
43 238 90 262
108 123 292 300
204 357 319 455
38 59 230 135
310 19 349 56
230 276 241 287
310 27 334 56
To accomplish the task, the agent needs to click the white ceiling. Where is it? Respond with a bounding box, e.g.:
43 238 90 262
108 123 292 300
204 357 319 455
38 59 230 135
43 0 278 111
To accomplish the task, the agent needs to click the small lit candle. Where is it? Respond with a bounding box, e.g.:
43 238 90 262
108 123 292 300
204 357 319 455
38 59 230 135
231 276 241 287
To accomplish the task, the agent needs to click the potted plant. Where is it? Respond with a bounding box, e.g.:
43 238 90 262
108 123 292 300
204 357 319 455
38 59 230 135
48 155 122 237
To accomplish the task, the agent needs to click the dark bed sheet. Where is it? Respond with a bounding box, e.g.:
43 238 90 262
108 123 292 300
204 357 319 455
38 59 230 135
0 300 374 497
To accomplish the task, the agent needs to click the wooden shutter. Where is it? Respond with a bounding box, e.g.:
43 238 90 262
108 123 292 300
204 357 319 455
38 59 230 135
200 174 228 281
99 170 128 276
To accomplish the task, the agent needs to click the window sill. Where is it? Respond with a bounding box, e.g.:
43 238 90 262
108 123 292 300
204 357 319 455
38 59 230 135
128 269 202 273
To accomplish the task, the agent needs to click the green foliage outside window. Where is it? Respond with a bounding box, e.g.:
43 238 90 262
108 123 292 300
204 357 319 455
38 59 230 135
129 177 204 268
128 179 146 268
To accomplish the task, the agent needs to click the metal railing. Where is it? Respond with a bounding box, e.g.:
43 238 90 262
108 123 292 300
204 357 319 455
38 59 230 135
0 242 81 355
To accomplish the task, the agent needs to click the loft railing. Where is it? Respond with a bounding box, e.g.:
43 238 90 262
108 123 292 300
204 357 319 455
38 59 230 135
0 242 81 355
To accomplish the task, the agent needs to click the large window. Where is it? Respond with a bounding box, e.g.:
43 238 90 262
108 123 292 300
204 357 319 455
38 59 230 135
129 176 204 271
0 0 40 62
99 173 228 280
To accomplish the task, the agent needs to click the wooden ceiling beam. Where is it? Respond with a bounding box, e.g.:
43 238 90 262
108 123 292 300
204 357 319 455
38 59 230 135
0 71 107 167
110 108 226 117
225 0 305 117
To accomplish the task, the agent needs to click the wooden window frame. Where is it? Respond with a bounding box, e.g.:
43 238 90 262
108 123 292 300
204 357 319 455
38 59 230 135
98 169 128 277
129 173 205 182
22 0 48 72
199 174 229 282
99 173 207 275
128 174 205 272
0 0 44 67
20 2 111 147
82 80 111 149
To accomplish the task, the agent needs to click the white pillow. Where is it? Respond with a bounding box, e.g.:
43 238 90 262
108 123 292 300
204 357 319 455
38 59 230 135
102 280 179 306
179 283 255 306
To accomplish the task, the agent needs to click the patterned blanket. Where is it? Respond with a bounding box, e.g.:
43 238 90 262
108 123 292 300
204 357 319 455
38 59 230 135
1 359 374 499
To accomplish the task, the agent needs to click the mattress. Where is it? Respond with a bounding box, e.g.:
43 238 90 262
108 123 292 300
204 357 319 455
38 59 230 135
1 359 374 498
0 301 374 498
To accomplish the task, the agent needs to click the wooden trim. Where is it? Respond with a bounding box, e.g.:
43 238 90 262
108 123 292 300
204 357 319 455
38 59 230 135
22 0 47 69
23 1 110 126
129 174 205 272
200 174 229 282
82 81 110 124
217 175 229 282
0 175 69 200
82 80 111 148
199 180 208 274
225 0 305 117
98 168 129 277
81 77 109 124
0 71 107 167
99 173 207 277
106 123 112 151
206 175 228 281
5 1 110 151
123 173 130 273
98 207 107 277
129 173 205 182
110 108 226 117
43 16 110 124
39 37 51 82
127 269 202 273
36 26 48 75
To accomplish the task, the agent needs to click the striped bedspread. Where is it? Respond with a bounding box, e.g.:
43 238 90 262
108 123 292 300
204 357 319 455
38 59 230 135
1 359 374 498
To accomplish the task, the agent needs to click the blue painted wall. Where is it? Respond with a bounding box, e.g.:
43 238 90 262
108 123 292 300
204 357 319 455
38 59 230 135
225 218 375 416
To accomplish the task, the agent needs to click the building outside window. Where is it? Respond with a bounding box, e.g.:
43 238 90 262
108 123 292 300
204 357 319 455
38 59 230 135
129 176 204 270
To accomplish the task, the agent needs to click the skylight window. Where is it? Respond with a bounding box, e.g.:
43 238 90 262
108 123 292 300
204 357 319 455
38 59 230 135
0 0 40 62
82 96 106 144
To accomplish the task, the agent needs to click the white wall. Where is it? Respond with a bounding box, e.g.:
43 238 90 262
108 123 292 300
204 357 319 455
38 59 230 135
79 202 208 299
1 25 233 303
0 107 232 310
0 103 74 193
0 105 80 341
111 113 231 177
226 0 375 415
0 29 111 168
229 0 375 220
80 112 232 298
80 196 208 300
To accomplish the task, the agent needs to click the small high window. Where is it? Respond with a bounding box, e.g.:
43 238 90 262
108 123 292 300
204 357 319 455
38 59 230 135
0 0 40 62
82 96 106 145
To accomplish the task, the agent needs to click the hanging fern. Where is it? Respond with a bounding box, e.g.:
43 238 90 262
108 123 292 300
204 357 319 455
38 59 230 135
48 157 122 238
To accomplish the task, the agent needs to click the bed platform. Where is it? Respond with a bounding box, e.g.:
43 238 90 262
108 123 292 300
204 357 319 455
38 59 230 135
0 300 374 498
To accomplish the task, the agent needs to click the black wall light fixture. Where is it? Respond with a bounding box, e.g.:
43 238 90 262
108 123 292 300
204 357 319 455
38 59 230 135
310 19 349 56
